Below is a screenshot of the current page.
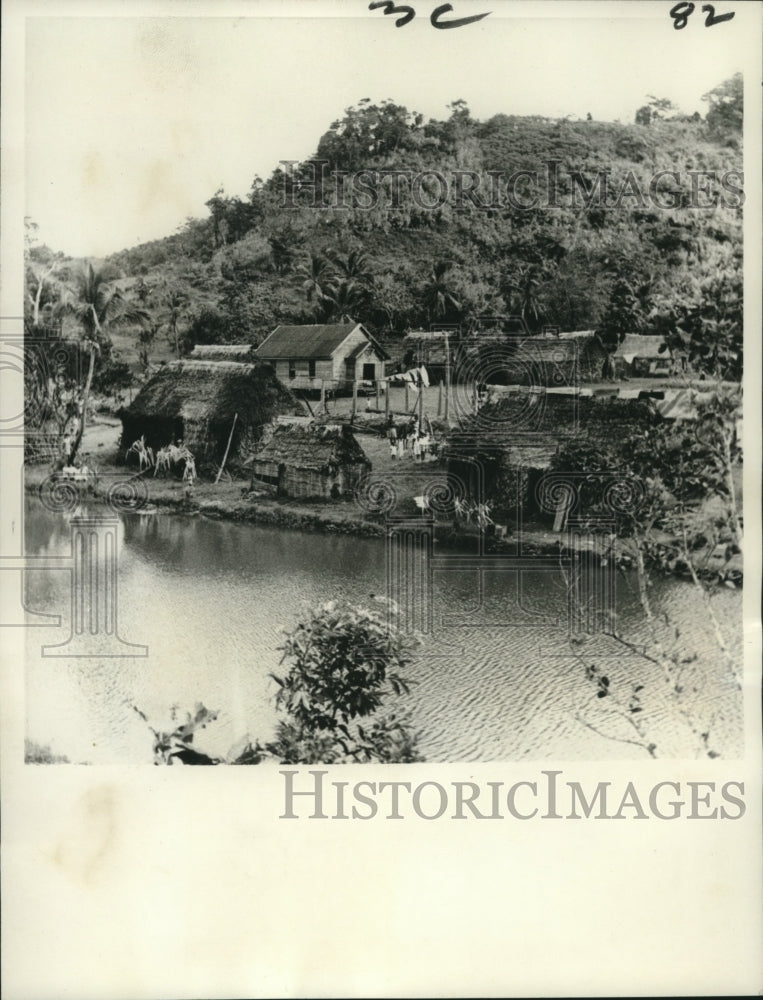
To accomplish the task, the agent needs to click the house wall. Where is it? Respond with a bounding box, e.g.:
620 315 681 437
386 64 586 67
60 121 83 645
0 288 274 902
271 357 334 390
331 329 385 383
280 465 332 499
264 327 386 389
251 459 370 499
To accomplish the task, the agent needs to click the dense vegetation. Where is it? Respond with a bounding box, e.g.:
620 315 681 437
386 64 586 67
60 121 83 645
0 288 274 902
26 74 743 387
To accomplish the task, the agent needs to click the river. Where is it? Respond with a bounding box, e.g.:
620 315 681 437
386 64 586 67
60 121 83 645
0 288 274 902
23 502 743 763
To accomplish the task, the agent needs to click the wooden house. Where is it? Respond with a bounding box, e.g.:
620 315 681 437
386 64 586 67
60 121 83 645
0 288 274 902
248 422 371 499
255 321 389 390
119 360 299 474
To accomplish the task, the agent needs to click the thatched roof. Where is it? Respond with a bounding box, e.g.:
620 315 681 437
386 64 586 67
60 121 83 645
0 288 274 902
120 361 300 466
555 329 596 340
124 360 296 423
404 329 454 342
445 393 659 461
189 344 256 361
515 333 606 362
249 422 370 473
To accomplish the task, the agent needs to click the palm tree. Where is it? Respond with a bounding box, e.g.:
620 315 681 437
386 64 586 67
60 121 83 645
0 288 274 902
58 261 148 462
149 278 191 359
422 261 462 324
296 252 332 305
323 278 366 323
328 247 373 285
504 263 547 332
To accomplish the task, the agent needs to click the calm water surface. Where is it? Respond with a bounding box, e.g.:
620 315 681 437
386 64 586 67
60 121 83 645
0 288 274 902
24 502 742 763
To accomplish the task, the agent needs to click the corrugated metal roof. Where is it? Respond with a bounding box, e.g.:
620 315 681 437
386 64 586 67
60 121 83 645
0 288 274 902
256 322 390 361
256 322 356 359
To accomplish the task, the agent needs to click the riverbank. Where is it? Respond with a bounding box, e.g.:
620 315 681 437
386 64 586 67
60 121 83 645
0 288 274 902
24 417 742 580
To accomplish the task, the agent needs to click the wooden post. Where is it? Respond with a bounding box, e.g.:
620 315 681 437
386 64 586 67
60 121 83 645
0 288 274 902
437 381 443 417
376 378 381 410
384 382 390 420
352 379 357 418
215 412 238 484
444 330 450 423
320 380 326 414
418 379 424 430
404 382 409 413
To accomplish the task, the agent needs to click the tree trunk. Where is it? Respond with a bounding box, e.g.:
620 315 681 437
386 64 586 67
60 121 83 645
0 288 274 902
722 432 742 545
69 345 95 463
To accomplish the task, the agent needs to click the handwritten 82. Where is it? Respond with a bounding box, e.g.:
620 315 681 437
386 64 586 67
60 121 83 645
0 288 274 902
669 2 735 29
369 1 491 29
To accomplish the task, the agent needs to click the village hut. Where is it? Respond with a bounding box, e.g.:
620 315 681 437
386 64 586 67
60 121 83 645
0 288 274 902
247 421 371 499
502 332 611 386
189 344 257 362
255 321 389 390
443 393 659 521
612 334 686 378
119 360 300 473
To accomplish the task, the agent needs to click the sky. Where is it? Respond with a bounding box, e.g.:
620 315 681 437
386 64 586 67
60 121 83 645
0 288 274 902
21 0 750 258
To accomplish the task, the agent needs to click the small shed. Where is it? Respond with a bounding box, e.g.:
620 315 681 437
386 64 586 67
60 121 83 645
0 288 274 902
613 335 684 377
248 422 371 499
119 360 299 473
255 321 389 390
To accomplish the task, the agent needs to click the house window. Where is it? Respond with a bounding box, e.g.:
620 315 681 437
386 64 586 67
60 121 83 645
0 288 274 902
308 360 316 378
362 362 376 381
289 360 296 379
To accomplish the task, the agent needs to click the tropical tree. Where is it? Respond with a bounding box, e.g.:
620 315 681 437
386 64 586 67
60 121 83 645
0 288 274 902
57 261 148 461
149 278 192 359
24 219 66 327
321 277 368 323
135 600 423 765
702 73 743 138
599 273 654 350
422 260 462 324
295 252 332 305
551 400 742 757
502 262 548 332
328 247 373 285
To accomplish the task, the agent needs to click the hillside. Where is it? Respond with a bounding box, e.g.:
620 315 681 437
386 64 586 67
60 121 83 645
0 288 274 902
28 78 744 383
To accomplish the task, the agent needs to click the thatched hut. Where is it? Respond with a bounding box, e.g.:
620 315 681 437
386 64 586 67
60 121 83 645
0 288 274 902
248 422 370 499
502 332 611 386
119 360 300 473
444 394 659 520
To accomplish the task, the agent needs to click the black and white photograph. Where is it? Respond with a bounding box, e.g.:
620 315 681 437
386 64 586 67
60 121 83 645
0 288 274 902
2 0 761 996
